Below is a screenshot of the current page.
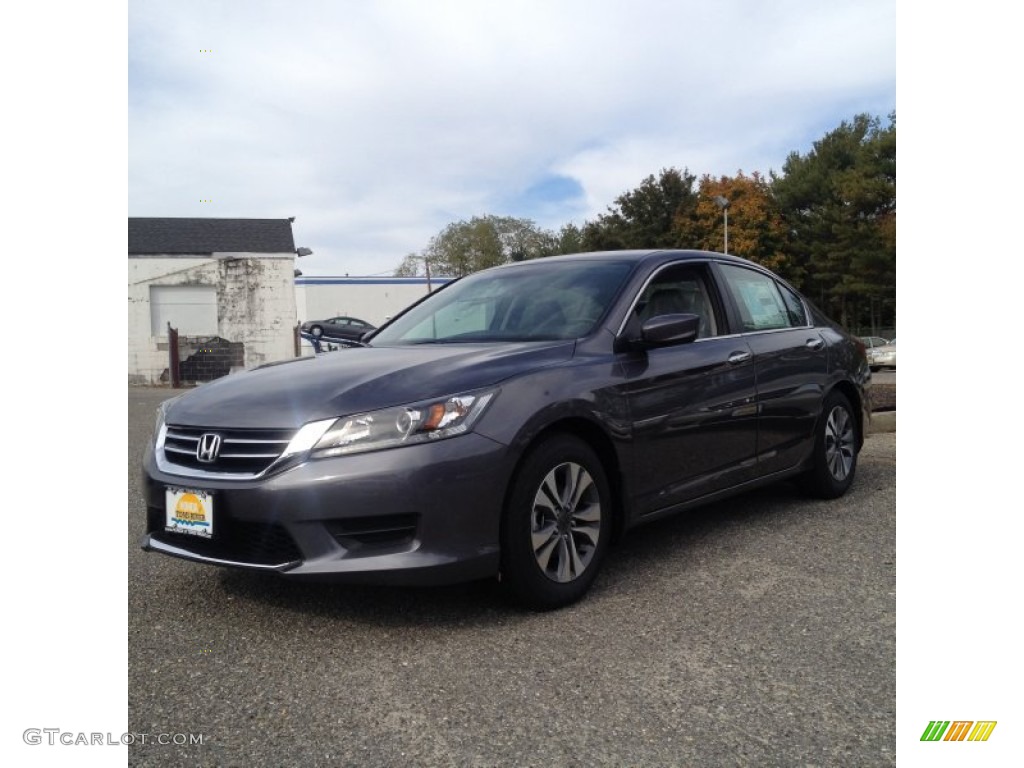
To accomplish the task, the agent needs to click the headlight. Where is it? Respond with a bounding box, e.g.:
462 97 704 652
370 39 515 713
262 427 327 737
154 396 185 446
310 390 497 458
154 403 167 435
153 400 173 452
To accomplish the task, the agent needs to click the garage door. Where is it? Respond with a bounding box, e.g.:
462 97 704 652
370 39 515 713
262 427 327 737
150 285 218 336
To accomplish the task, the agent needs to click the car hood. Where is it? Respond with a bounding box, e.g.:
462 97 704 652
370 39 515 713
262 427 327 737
165 341 576 429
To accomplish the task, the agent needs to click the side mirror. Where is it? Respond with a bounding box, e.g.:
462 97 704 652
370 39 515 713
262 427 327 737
640 313 700 347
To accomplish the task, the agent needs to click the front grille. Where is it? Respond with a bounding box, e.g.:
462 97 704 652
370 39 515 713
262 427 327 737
163 425 294 475
148 506 302 566
325 514 419 552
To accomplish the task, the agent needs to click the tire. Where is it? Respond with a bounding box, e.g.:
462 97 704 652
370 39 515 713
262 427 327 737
870 365 880 372
310 326 323 338
801 390 858 499
500 435 612 610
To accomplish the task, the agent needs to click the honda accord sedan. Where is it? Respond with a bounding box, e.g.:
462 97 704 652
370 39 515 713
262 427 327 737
142 250 869 610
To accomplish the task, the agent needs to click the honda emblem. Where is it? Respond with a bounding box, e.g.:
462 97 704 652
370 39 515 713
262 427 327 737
197 433 222 463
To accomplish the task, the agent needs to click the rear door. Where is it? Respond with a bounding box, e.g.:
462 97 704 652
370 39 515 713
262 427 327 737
713 263 828 475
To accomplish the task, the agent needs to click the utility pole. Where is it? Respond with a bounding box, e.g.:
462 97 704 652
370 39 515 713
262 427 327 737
713 196 730 254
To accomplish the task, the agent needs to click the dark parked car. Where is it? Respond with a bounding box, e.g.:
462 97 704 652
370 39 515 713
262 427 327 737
143 250 869 609
300 316 376 343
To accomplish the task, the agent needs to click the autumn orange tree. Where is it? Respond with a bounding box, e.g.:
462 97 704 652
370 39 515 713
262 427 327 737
675 172 789 274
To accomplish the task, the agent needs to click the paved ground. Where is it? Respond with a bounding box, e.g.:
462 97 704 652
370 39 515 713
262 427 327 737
872 370 895 385
129 387 895 767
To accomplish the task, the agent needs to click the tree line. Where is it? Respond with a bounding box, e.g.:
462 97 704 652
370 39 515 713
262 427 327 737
395 112 895 331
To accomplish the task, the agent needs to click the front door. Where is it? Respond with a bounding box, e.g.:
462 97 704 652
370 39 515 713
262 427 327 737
617 262 759 516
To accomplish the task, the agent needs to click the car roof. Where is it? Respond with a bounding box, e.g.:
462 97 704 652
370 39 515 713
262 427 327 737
487 249 760 271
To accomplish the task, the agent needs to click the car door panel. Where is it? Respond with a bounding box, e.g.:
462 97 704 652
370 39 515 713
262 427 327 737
743 329 828 472
711 262 829 475
619 337 758 516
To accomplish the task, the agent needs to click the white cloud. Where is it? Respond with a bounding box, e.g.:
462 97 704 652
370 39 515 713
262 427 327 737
129 0 895 275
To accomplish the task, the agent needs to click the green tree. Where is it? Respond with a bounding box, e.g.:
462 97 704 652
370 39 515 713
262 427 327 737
773 113 896 329
552 222 584 255
394 218 587 278
393 252 423 277
421 215 557 277
580 167 698 250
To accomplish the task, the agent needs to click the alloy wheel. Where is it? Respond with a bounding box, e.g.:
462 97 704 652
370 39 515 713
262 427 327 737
825 405 855 481
530 462 602 583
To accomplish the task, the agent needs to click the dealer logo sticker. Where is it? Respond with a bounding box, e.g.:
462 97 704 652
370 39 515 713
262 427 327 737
920 720 997 742
166 489 213 537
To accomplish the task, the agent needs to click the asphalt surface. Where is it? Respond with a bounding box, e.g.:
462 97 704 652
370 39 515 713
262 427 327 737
129 387 895 767
872 369 896 385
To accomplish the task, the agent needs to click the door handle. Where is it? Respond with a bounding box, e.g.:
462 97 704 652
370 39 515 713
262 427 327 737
805 338 825 351
727 350 752 365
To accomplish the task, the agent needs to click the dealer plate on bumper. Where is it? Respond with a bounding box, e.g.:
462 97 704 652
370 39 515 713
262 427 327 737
165 487 214 538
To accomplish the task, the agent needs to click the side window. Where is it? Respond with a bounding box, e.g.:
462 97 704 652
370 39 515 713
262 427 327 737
718 264 793 332
777 283 808 326
635 264 720 338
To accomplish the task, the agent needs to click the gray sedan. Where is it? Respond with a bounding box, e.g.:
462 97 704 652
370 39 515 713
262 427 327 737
142 250 869 610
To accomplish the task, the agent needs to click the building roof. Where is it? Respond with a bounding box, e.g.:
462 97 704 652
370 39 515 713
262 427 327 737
128 218 296 255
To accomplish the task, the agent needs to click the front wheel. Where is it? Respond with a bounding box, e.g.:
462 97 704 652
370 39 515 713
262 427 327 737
500 435 612 610
801 391 858 499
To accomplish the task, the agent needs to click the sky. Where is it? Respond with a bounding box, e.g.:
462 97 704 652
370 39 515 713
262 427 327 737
128 0 895 276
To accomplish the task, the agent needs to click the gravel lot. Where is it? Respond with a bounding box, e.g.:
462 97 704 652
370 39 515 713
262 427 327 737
129 387 895 767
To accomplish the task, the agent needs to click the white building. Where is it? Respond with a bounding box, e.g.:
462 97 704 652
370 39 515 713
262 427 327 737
128 218 300 384
295 275 454 329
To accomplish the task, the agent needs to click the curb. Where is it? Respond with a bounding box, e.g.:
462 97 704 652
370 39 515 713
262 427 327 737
868 410 895 434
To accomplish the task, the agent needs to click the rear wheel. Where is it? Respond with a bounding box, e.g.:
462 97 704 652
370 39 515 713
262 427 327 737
310 326 323 337
801 391 858 499
500 435 611 610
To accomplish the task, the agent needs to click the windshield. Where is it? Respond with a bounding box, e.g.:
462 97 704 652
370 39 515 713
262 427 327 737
370 260 634 345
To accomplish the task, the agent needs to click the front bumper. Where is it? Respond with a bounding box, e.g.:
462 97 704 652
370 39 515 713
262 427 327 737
141 432 509 585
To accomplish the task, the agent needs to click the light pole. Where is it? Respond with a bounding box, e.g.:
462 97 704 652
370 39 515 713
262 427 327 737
713 196 730 254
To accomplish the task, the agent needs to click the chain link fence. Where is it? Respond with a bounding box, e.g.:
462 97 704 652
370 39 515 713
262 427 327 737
849 327 896 341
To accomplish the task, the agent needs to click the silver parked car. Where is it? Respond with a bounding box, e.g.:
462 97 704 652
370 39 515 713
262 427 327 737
868 338 895 371
858 336 890 350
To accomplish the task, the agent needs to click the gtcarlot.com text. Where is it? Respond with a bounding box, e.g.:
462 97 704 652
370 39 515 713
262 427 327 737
23 729 205 746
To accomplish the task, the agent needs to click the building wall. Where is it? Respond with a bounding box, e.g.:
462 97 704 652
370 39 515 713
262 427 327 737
295 277 453 328
128 253 297 384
